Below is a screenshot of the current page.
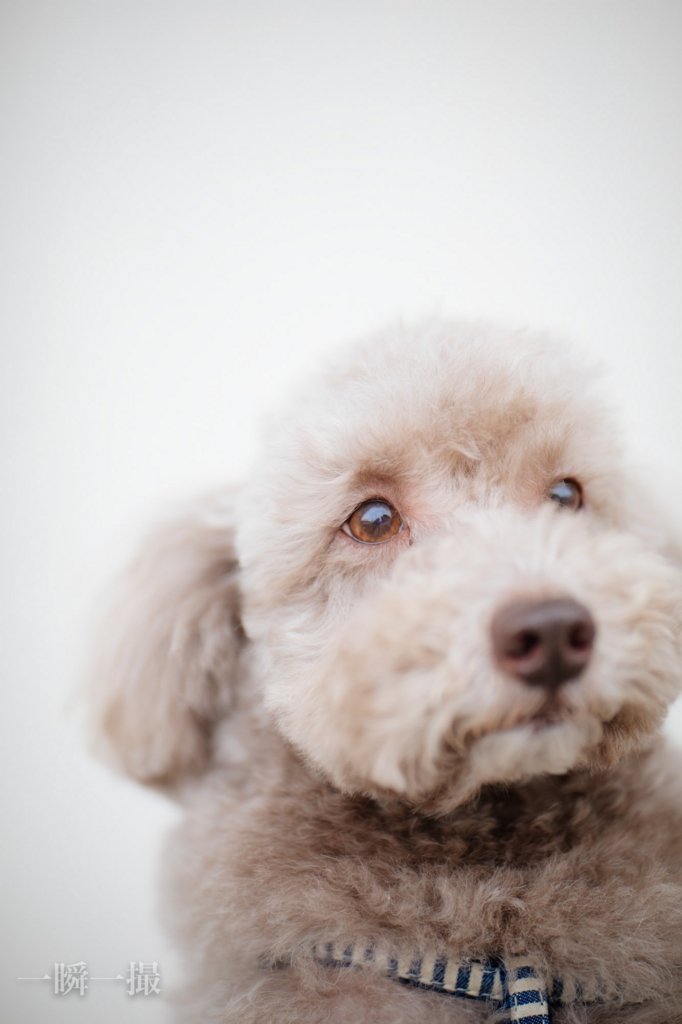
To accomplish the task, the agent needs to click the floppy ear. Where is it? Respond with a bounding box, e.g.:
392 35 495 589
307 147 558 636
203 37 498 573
89 490 244 786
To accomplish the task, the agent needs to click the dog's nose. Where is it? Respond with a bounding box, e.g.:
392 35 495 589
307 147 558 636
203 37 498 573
491 598 595 689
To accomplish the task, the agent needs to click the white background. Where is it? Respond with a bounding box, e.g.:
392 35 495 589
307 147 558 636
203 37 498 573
2 3 681 1022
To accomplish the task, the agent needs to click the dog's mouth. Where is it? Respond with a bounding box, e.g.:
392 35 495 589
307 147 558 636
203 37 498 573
452 697 572 748
528 702 566 730
501 693 573 733
489 696 575 737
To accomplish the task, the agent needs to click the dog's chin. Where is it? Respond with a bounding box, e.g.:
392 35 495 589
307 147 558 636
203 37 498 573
467 715 604 789
359 712 606 812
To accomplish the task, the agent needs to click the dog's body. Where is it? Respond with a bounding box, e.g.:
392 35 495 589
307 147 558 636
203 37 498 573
91 322 682 1022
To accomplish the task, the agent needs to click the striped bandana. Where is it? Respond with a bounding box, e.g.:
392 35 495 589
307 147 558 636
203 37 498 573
311 942 578 1023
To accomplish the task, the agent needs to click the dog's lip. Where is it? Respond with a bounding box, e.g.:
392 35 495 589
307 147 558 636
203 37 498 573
528 701 565 729
460 702 567 744
529 712 563 730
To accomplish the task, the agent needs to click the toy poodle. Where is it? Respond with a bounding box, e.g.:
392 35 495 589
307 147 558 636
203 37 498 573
90 321 682 1022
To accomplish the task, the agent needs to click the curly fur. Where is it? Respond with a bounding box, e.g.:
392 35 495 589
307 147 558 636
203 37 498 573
89 321 682 1022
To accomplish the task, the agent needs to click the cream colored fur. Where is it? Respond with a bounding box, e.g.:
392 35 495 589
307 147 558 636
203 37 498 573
90 321 682 1022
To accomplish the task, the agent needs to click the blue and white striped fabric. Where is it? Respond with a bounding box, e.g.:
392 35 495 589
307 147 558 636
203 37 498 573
311 943 554 1022
504 956 552 1023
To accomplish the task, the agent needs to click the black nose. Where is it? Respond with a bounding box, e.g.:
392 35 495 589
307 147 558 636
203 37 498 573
491 598 595 689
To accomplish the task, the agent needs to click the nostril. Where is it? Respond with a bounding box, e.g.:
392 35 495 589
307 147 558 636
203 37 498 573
492 598 596 689
507 630 540 658
568 621 594 651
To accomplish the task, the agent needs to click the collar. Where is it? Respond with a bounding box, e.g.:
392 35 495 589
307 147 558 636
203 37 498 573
311 942 601 1023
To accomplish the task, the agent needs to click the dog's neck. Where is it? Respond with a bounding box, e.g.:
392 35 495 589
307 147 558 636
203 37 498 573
288 743 660 869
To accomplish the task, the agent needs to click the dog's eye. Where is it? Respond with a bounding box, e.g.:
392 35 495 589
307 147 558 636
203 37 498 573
547 479 582 511
342 499 403 544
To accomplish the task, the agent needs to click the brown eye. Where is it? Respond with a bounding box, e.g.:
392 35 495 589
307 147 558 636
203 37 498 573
342 499 403 544
548 478 582 511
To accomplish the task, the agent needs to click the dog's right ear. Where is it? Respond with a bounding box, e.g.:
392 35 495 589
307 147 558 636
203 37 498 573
88 491 244 787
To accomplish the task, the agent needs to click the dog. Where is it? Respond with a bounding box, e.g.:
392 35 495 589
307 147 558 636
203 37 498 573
90 321 682 1022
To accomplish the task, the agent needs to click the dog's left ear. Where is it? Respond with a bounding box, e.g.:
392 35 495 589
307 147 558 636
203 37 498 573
88 491 244 787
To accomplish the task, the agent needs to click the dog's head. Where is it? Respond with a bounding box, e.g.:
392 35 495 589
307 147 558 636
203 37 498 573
236 321 682 808
91 321 682 807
